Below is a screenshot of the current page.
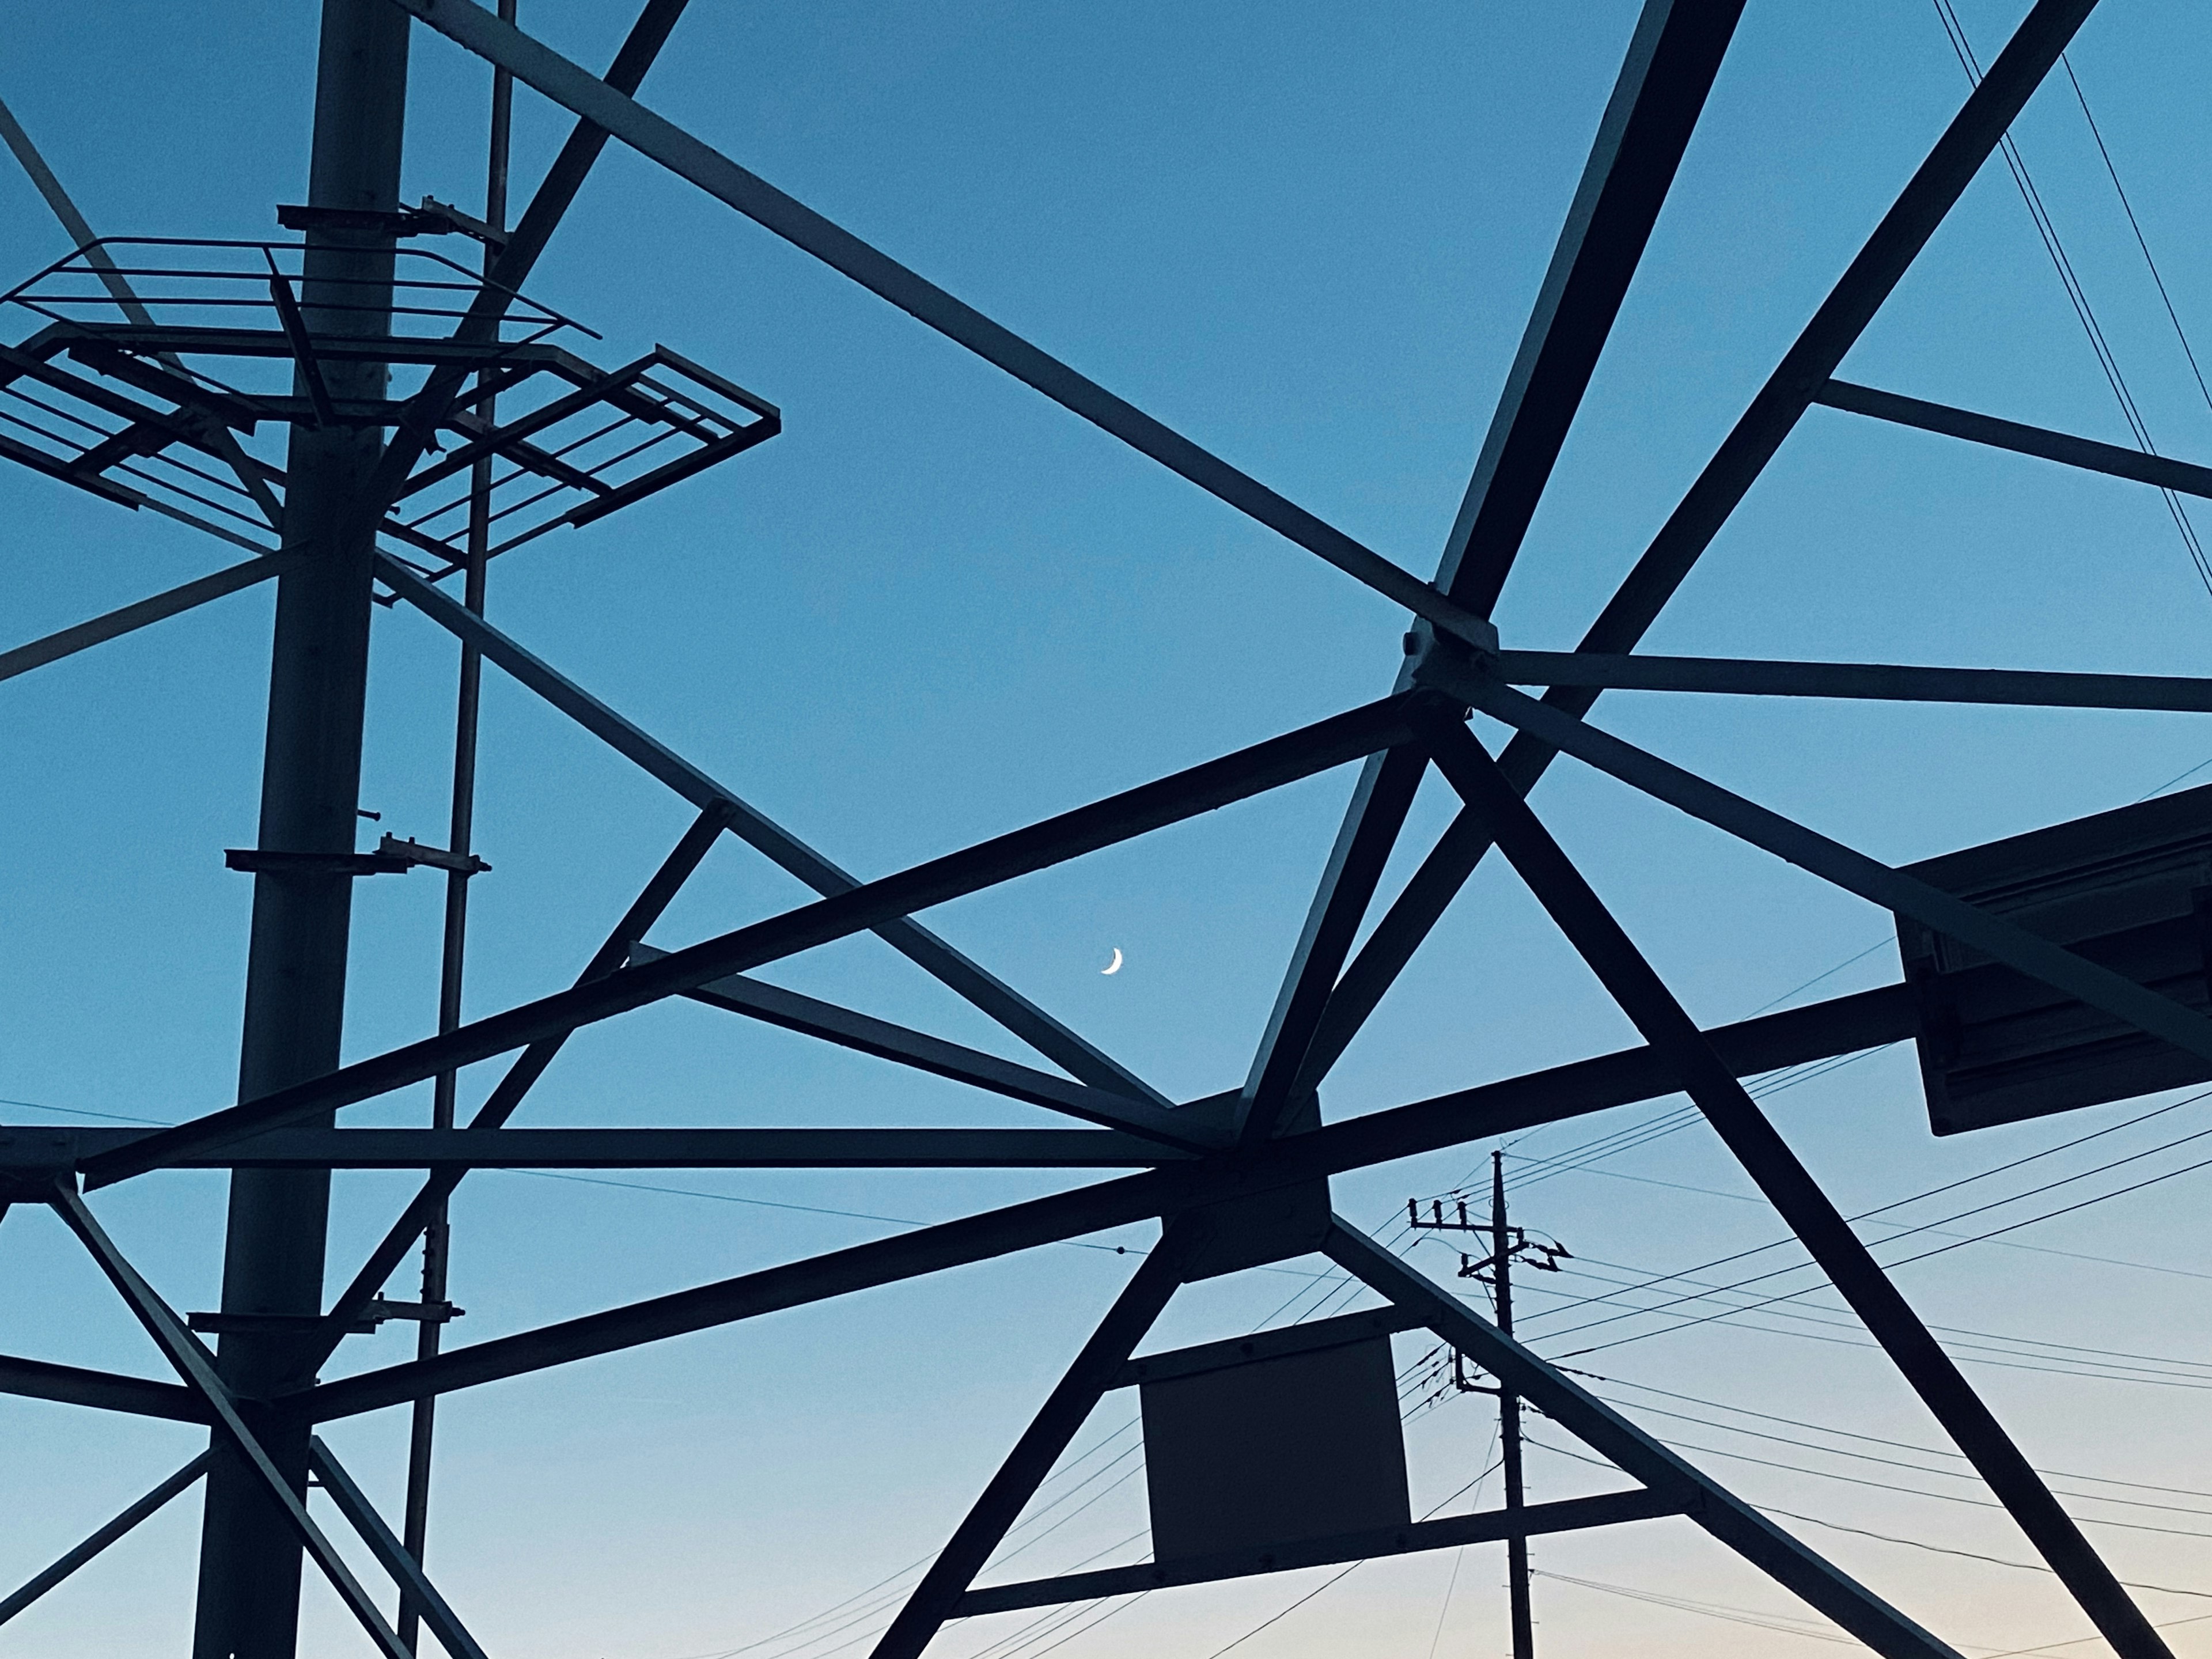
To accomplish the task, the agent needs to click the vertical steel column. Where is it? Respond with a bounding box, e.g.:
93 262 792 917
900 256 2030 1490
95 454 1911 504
192 6 408 1657
398 10 512 1647
1490 1152 1534 1659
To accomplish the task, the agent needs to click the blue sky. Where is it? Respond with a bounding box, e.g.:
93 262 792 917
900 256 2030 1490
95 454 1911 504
10 2 2212 1655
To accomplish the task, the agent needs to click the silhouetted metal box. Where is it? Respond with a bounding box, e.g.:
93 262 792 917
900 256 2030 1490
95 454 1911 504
1898 783 2212 1135
1139 1331 1410 1562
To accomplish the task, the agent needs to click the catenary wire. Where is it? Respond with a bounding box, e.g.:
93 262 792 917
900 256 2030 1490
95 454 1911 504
1555 1130 2212 1359
1931 0 2212 595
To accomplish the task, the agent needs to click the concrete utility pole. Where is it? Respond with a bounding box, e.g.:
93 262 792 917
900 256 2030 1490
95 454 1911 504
1409 1152 1560 1658
192 5 408 1655
1491 1150 1535 1659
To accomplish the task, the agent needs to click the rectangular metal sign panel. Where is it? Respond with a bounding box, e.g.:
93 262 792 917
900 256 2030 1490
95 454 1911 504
1140 1332 1410 1563
1899 783 2212 1133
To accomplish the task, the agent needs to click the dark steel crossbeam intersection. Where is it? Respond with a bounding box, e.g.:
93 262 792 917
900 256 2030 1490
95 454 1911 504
1416 714 2166 1658
1296 0 2105 1093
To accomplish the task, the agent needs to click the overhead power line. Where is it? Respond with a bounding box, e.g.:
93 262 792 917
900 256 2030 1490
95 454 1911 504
1931 0 2212 596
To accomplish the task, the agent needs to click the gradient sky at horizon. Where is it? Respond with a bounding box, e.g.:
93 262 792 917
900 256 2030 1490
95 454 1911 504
10 2 2212 1655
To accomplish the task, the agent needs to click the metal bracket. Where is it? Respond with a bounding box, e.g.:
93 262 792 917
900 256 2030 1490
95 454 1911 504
275 200 507 250
225 848 411 877
189 1309 378 1337
361 1297 464 1326
187 1300 460 1338
376 834 491 876
1402 619 1497 716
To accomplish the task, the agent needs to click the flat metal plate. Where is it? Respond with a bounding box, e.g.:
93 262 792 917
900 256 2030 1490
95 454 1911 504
1141 1333 1410 1562
1899 782 2212 1132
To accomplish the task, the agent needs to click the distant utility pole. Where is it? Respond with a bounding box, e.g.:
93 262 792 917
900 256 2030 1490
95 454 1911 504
1408 1151 1568 1659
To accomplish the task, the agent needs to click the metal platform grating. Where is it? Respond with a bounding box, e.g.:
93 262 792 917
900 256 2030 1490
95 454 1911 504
0 237 778 562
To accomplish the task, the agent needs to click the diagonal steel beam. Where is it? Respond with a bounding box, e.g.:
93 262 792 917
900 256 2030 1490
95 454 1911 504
1419 717 2169 1659
0 1352 207 1422
85 694 1424 1185
1491 649 2212 711
381 0 1500 653
1572 0 2099 662
1236 743 1427 1143
310 802 732 1365
378 553 1172 1109
0 1452 213 1628
1454 674 2212 1072
0 552 306 685
1816 377 2212 499
867 1218 1205 1659
956 1489 1682 1616
1244 0 1745 1112
1437 0 1746 615
363 0 693 506
635 947 1220 1147
0 94 286 528
1325 1222 1963 1659
46 1187 415 1659
290 1167 1193 1422
1293 0 2101 1089
308 1437 488 1659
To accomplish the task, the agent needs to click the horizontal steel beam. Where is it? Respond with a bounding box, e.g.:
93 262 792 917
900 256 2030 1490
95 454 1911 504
86 692 1421 1185
1111 1304 1425 1389
1490 650 2212 711
0 1352 206 1422
9 1125 1192 1169
0 553 302 685
635 945 1218 1147
1816 378 2212 500
1440 0 1747 612
387 0 1504 655
377 554 1173 1109
283 978 1911 1422
955 1488 1683 1616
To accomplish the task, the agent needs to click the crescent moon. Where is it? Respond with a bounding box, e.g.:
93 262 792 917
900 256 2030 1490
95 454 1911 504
1101 948 1123 975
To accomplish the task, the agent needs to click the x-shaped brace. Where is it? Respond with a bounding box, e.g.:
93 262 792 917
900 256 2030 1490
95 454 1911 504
47 1182 490 1659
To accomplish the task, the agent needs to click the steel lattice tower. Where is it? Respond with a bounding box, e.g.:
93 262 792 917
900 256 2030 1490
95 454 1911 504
4 3 2206 1657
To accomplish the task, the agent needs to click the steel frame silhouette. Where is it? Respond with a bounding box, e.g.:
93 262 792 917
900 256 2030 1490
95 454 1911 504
2 1 2199 1655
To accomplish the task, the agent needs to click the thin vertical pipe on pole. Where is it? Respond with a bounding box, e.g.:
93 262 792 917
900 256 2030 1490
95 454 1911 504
398 9 513 1649
192 6 409 1657
1493 1150 1535 1659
